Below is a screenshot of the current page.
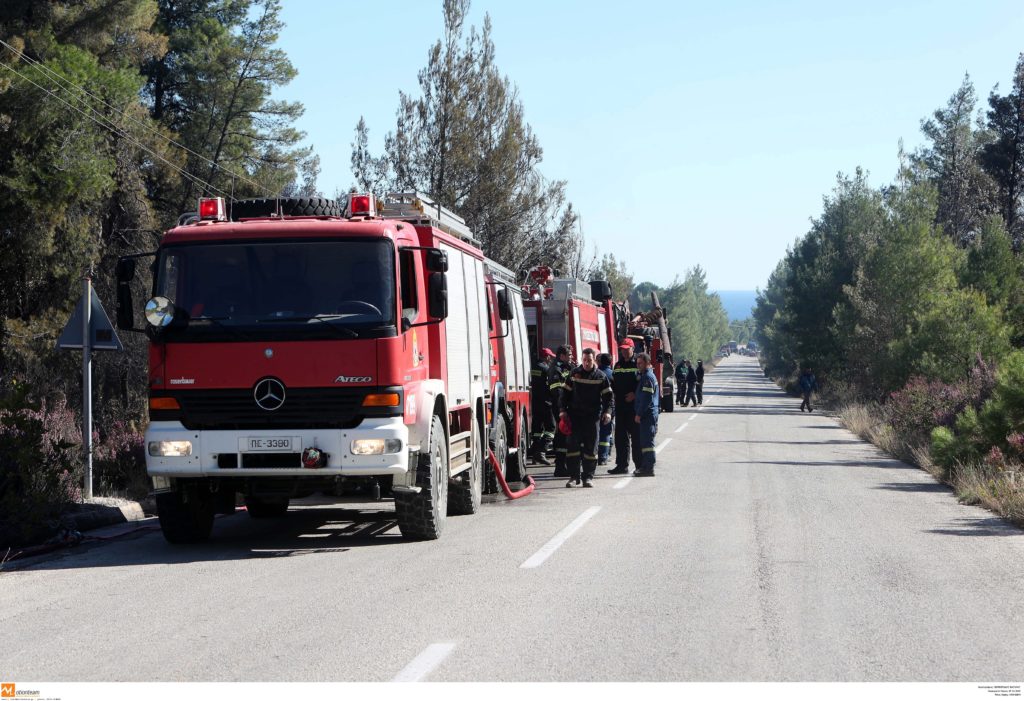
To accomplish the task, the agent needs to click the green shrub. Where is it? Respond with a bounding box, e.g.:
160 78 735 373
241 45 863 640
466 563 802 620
0 386 83 548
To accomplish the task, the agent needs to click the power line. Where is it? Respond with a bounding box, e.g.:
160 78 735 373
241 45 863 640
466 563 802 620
0 38 267 196
0 59 230 199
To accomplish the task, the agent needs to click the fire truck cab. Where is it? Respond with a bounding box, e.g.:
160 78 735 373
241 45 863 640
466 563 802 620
117 192 528 543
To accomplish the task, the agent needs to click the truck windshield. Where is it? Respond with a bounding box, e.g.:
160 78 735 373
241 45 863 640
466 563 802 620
155 239 396 339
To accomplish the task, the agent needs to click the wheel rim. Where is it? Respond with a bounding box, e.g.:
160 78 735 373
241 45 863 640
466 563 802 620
435 432 447 529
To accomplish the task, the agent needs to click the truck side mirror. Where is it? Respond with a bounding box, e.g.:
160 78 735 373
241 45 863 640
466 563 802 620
115 257 136 330
497 287 514 321
426 249 448 273
428 272 448 319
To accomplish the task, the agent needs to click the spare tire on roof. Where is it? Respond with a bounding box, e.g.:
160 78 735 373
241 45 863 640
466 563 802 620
229 197 341 221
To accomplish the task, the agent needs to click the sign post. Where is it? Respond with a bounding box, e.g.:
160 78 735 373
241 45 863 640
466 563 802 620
57 277 124 501
82 277 93 499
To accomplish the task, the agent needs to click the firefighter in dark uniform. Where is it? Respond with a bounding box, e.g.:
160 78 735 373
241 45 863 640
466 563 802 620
559 348 613 488
547 344 574 477
529 347 556 465
634 352 660 476
608 338 640 475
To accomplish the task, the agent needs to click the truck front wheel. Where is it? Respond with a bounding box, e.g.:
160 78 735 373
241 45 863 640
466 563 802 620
395 415 448 540
156 485 215 544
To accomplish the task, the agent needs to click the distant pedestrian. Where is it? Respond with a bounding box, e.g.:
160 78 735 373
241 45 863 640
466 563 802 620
799 367 817 412
597 352 614 465
674 359 688 405
695 359 705 405
560 348 613 488
682 360 698 407
634 352 660 476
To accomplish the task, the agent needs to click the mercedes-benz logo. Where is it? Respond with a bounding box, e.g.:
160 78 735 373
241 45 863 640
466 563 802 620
253 377 286 411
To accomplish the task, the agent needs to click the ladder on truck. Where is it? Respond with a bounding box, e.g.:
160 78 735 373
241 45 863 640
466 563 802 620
382 192 480 246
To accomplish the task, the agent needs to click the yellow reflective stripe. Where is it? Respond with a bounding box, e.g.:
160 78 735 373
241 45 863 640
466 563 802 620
572 377 605 385
583 453 598 460
602 388 613 395
642 386 655 393
613 368 637 374
549 382 565 390
531 370 543 376
566 451 581 458
641 447 657 453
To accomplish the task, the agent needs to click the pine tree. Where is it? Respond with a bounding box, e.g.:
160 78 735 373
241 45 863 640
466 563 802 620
981 54 1024 242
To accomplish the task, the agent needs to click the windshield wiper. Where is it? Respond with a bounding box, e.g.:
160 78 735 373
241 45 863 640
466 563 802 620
186 314 256 341
256 314 360 338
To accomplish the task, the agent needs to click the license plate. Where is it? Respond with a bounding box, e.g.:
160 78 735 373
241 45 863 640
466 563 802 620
244 437 292 452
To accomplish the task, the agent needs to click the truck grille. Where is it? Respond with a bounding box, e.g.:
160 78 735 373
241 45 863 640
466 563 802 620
151 387 401 431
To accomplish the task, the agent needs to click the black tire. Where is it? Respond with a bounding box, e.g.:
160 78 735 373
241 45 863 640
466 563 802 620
156 487 215 544
506 411 529 483
661 392 675 413
229 197 341 221
485 416 508 495
244 496 290 518
395 415 448 540
448 414 483 515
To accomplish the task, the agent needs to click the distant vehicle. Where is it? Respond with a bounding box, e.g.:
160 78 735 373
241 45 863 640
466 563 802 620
728 340 739 353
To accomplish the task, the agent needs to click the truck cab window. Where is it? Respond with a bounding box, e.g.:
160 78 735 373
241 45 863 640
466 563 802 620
400 249 418 322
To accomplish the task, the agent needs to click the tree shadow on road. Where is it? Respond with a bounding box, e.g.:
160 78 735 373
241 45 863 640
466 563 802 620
874 481 951 493
7 502 412 572
927 517 1024 537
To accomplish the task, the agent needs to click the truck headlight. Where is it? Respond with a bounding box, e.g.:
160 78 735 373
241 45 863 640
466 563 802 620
351 438 403 455
148 440 193 457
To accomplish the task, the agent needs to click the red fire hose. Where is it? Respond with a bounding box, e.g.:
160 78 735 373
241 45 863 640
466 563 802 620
487 448 535 499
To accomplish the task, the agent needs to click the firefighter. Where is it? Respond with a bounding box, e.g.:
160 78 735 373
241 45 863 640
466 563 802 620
608 338 640 475
596 352 615 465
634 352 660 476
529 348 556 465
695 359 705 405
559 348 613 488
548 344 574 477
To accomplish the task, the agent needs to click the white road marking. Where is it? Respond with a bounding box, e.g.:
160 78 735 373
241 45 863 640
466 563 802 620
674 422 689 433
655 438 672 454
521 506 602 569
392 642 457 682
613 476 633 490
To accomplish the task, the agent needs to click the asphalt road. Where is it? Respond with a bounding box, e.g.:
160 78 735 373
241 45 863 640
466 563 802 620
3 356 1023 682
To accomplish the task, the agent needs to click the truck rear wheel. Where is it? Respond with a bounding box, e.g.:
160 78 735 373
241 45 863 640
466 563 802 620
244 496 290 518
448 416 483 515
661 392 675 413
506 411 529 483
156 486 215 544
395 415 448 540
484 417 507 495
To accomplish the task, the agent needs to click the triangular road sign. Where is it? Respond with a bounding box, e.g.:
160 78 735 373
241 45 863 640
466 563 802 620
57 286 124 352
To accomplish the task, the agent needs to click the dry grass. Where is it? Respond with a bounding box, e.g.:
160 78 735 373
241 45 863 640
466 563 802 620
951 464 1024 527
836 401 1024 529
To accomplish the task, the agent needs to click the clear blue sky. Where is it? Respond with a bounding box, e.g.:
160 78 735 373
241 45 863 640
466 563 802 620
275 0 1024 291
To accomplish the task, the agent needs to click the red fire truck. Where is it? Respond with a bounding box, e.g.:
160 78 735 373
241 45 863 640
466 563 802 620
116 192 531 543
522 266 618 365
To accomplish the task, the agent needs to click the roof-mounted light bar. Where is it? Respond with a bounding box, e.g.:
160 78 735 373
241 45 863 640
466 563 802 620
197 197 227 222
348 193 377 218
